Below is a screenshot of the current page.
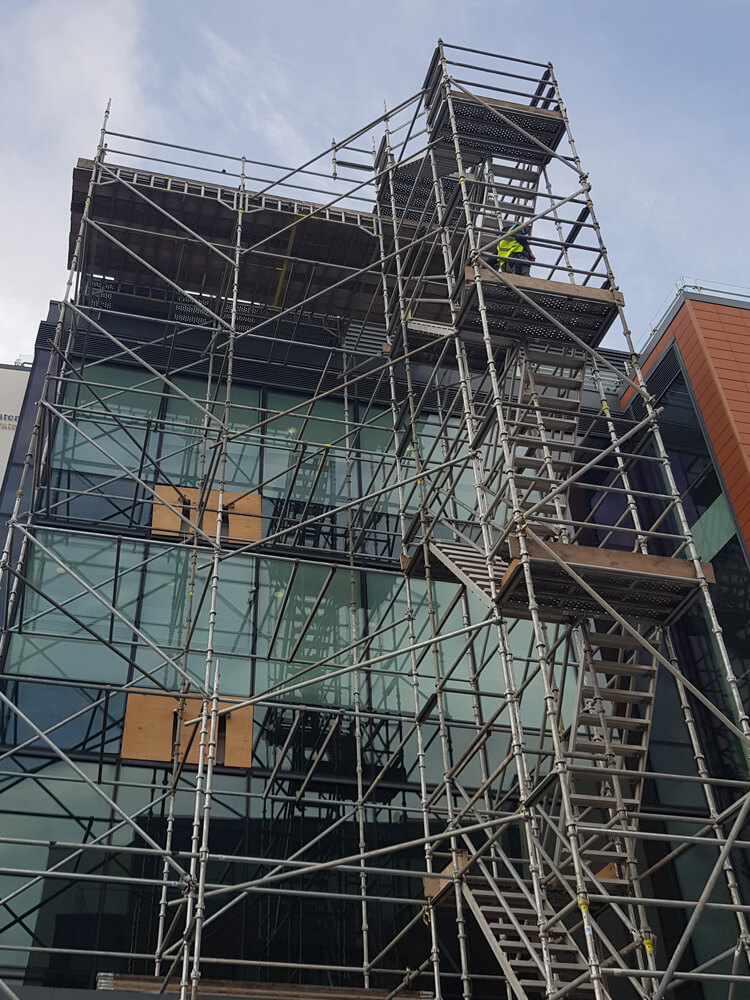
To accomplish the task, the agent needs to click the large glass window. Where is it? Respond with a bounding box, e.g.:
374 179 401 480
52 365 163 476
159 376 261 494
43 364 482 562
5 531 142 684
262 391 349 553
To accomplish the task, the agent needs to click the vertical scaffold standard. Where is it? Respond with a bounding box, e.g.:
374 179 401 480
0 41 748 1000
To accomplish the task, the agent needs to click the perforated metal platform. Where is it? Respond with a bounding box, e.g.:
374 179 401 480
427 90 567 165
407 537 712 625
456 265 624 349
373 149 461 224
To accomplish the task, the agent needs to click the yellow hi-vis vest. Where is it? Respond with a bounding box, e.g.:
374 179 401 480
497 227 524 269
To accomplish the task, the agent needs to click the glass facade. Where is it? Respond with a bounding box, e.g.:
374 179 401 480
0 356 554 990
3 335 748 995
626 361 750 992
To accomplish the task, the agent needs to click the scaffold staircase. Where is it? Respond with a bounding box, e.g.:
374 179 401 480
461 870 597 999
388 50 728 996
499 341 587 536
423 843 604 998
421 619 662 998
548 622 659 896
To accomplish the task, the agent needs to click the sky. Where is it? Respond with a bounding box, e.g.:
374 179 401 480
1 0 749 364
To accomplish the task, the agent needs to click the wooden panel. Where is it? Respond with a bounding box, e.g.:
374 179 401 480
151 485 262 543
180 698 206 766
468 264 624 306
595 862 618 882
122 693 253 767
225 492 262 542
450 90 563 122
499 558 521 594
225 704 254 768
508 538 714 584
100 974 393 998
151 485 193 538
179 699 253 767
423 850 468 899
121 692 175 762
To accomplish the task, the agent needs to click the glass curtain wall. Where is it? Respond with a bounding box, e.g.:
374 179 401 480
0 359 551 989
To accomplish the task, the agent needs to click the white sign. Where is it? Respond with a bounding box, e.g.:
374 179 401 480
0 366 30 487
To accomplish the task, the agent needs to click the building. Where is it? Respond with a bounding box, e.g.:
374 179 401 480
0 363 31 495
631 285 750 558
0 43 748 1000
623 285 750 696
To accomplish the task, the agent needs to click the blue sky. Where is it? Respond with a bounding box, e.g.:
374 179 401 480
2 0 749 362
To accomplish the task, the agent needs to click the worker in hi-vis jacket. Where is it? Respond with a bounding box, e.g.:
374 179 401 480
497 221 535 276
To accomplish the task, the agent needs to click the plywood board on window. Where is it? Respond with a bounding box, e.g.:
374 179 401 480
151 485 261 543
422 850 468 899
224 703 254 768
101 974 392 998
121 692 174 762
179 698 254 767
121 692 253 767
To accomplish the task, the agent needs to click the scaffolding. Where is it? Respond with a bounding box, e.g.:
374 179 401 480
0 40 749 1000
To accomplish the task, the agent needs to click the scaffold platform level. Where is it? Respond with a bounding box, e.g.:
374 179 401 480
426 92 566 166
87 275 348 346
96 976 404 998
375 158 455 223
454 266 624 349
72 161 378 233
500 538 713 623
403 316 504 369
413 537 713 624
70 159 382 321
373 143 471 224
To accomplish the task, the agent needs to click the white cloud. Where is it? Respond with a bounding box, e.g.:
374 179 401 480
175 28 317 169
0 0 162 362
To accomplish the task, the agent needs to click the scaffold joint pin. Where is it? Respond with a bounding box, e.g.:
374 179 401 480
181 874 198 896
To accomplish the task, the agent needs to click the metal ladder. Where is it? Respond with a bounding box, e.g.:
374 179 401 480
459 858 599 999
551 623 659 893
499 342 587 538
